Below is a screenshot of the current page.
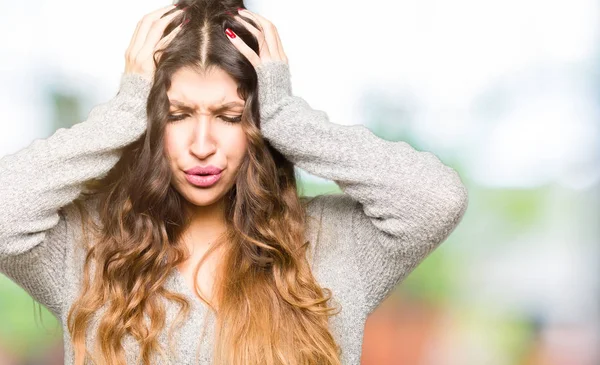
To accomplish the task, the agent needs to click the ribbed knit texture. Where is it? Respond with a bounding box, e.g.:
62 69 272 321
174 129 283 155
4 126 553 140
0 60 468 364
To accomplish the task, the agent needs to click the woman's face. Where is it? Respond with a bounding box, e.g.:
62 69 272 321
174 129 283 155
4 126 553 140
164 66 248 208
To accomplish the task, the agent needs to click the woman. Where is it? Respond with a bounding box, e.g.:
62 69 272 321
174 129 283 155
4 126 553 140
0 0 468 364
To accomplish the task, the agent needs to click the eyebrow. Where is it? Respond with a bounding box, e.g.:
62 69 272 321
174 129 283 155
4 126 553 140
169 100 245 113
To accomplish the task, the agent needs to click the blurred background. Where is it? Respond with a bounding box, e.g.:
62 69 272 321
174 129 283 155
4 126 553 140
1 0 599 364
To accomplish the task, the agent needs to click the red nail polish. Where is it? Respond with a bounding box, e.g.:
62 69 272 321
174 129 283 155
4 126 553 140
182 18 190 26
225 28 236 38
225 11 233 16
237 7 245 11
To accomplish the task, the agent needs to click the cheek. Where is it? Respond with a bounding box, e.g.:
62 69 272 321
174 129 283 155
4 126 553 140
228 130 248 158
238 131 249 150
163 126 185 158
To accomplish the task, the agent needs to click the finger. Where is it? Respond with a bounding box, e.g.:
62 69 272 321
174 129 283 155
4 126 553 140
130 5 182 58
225 29 262 67
236 10 264 31
155 22 184 62
271 26 288 62
233 14 260 38
233 14 273 61
126 19 143 58
248 11 285 61
128 4 178 55
133 7 184 57
156 21 183 49
135 9 185 60
237 9 282 62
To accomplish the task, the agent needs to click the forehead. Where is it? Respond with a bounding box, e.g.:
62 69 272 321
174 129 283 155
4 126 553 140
167 67 243 107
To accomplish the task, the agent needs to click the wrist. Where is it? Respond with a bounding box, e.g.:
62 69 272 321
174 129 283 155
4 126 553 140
256 61 292 119
119 72 153 98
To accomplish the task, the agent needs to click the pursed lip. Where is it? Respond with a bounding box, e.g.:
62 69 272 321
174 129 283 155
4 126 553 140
184 165 224 175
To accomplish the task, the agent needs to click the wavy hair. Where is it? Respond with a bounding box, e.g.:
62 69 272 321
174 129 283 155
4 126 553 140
65 0 342 364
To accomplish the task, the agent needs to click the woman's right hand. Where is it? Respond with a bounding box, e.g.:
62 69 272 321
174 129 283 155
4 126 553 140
124 4 186 81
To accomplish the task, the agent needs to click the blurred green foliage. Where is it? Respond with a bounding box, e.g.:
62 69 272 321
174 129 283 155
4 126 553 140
0 276 61 356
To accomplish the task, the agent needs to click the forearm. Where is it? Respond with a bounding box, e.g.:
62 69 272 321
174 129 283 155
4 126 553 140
256 61 468 244
0 72 151 255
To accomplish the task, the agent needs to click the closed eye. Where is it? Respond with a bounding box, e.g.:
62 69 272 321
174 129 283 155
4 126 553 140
167 114 242 124
167 114 187 122
219 115 243 123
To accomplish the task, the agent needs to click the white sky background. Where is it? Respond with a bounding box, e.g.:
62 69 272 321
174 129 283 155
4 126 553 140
0 0 598 189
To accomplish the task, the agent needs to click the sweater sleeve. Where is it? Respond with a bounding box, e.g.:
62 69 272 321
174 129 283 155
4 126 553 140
0 72 152 317
256 61 469 315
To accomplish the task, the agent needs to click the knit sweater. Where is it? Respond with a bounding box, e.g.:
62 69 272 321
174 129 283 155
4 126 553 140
0 60 468 364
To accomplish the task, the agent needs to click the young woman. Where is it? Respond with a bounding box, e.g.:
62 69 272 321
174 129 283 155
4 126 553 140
0 1 468 364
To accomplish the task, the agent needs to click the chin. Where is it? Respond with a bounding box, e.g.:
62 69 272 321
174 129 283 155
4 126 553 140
182 189 224 207
172 172 235 208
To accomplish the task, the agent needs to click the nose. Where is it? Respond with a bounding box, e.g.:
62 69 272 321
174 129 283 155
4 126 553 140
189 115 217 160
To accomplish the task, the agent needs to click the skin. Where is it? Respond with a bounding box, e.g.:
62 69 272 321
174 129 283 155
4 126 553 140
164 66 247 243
163 66 247 297
123 5 290 298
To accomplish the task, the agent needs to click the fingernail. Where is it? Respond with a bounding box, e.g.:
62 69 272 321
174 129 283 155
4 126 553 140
225 28 236 38
237 8 245 11
182 18 190 26
225 11 233 16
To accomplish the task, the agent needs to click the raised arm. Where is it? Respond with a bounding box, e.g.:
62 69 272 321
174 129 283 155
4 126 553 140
0 72 152 317
256 60 469 315
0 4 186 318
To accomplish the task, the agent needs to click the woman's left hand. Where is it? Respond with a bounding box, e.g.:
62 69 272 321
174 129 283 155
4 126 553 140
225 8 289 68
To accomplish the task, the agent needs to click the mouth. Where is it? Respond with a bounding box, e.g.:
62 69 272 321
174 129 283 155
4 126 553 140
184 171 222 187
184 165 224 175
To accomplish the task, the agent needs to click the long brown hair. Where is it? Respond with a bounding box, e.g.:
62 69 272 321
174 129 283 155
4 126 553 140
65 0 342 364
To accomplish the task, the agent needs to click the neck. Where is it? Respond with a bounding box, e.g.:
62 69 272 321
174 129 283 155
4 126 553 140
182 197 228 246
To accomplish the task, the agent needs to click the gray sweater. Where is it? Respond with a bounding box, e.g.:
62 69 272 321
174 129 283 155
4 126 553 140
0 60 468 364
